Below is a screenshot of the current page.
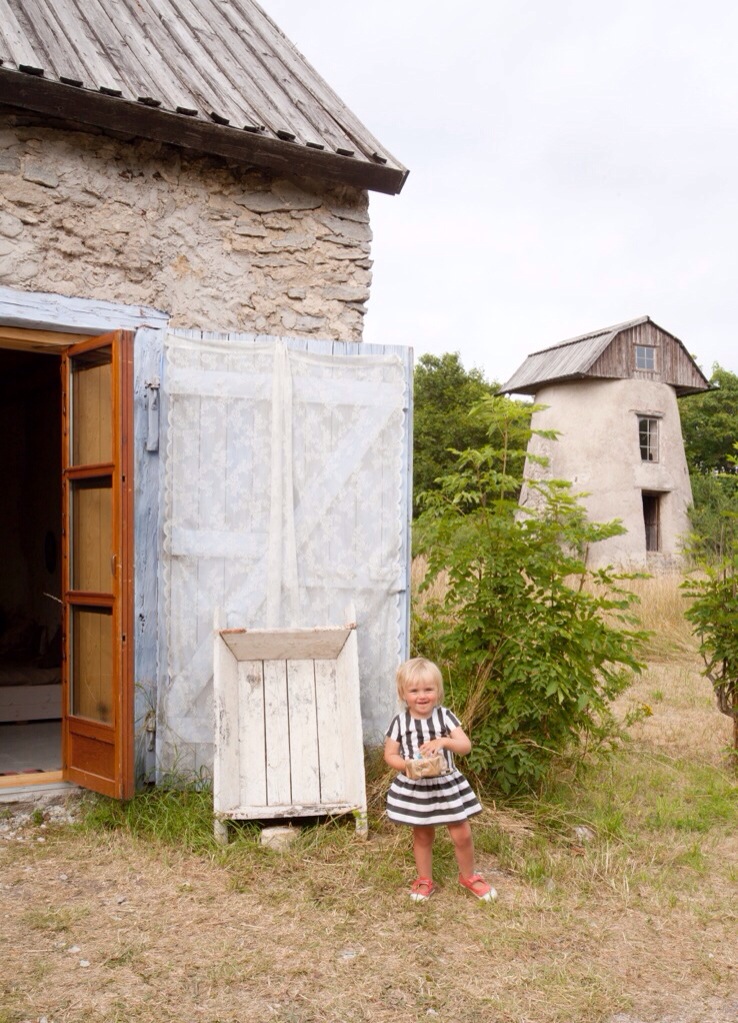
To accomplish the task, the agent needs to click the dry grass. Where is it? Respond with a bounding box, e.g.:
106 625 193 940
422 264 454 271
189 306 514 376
1 578 736 1023
614 659 732 767
615 573 698 661
410 553 446 609
2 770 737 1023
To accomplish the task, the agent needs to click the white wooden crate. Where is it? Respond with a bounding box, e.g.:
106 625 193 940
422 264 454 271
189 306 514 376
213 623 366 841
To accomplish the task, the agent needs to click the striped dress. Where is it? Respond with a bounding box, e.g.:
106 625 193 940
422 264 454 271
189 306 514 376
385 706 483 826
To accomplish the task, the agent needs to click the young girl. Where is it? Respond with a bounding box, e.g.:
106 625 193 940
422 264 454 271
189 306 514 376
384 656 497 903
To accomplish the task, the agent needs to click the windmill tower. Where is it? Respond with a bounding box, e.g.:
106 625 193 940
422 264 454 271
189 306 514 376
500 317 709 568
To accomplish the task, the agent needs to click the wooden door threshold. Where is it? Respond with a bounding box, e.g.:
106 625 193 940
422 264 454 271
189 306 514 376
0 770 64 789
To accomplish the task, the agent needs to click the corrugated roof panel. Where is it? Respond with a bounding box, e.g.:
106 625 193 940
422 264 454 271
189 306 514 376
0 0 408 193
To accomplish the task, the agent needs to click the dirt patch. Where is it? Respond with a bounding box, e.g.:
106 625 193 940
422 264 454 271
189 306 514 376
1 654 736 1023
1 808 736 1022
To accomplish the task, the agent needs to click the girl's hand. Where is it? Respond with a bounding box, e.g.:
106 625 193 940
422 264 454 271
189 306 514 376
420 738 446 755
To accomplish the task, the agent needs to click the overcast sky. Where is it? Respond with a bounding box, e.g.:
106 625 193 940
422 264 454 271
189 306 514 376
265 1 738 386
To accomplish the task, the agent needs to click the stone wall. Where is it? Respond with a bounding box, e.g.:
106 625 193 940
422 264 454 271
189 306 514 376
0 115 372 339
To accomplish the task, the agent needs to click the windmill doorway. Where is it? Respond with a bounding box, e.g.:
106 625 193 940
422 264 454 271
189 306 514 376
642 491 662 553
0 343 63 783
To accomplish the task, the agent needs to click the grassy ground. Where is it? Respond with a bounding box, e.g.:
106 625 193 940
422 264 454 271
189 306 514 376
1 582 737 1023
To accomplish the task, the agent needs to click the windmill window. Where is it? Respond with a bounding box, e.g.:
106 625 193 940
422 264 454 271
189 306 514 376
635 345 656 371
638 416 659 462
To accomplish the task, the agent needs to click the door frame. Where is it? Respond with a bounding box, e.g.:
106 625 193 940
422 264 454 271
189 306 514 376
0 286 169 795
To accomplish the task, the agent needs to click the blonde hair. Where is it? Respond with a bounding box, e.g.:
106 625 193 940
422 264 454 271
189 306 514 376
396 657 444 704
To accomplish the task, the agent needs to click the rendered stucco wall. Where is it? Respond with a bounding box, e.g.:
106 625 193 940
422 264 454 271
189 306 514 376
0 116 372 339
522 378 693 569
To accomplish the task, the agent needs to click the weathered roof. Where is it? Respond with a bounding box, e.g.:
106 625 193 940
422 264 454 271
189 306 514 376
499 316 709 396
0 0 408 194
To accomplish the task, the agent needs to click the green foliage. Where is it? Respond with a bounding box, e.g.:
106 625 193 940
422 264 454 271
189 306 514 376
680 365 738 476
687 470 738 562
681 366 738 560
412 352 501 517
682 543 738 762
682 413 738 763
414 396 647 794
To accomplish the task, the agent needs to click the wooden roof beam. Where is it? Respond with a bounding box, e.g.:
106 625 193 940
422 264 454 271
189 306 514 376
0 66 408 195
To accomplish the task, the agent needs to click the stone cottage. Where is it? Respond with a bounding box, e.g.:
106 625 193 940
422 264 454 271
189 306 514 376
500 317 709 569
0 0 411 803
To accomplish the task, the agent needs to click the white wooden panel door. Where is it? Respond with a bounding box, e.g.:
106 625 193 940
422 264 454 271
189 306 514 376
161 333 410 779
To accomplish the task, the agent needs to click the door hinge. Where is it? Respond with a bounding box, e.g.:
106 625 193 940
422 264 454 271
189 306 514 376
145 378 160 453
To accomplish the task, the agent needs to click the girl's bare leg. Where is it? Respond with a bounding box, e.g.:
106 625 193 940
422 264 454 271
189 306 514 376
447 820 475 878
412 825 435 878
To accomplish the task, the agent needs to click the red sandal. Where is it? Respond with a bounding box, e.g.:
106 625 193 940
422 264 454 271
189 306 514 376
409 877 435 902
459 873 497 902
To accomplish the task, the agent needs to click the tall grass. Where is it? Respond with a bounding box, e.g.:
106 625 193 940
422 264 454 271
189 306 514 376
617 573 697 659
78 785 225 854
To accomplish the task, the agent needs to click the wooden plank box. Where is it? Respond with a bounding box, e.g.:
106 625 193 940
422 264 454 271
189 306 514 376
213 623 367 841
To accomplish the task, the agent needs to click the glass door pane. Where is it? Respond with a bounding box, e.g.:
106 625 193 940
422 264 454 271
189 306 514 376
70 606 113 723
71 347 112 465
71 478 113 592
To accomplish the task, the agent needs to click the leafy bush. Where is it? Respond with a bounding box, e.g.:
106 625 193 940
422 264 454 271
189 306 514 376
682 435 738 766
682 548 738 768
681 366 738 561
687 472 738 563
413 395 647 793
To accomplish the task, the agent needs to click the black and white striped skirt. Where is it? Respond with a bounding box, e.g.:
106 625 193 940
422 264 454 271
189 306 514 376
386 769 482 826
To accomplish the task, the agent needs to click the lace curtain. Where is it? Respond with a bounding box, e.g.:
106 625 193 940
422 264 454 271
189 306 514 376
157 331 409 777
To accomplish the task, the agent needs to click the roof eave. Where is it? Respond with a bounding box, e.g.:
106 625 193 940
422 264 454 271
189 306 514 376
675 383 711 397
499 371 617 396
0 67 408 196
497 382 537 396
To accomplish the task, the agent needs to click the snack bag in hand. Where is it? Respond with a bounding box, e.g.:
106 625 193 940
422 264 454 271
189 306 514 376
405 752 446 779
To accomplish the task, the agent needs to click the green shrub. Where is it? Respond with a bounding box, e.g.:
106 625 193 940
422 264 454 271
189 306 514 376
683 550 738 767
414 395 647 793
687 472 738 564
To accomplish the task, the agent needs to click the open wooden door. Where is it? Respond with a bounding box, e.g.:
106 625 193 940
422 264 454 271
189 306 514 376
61 331 134 799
